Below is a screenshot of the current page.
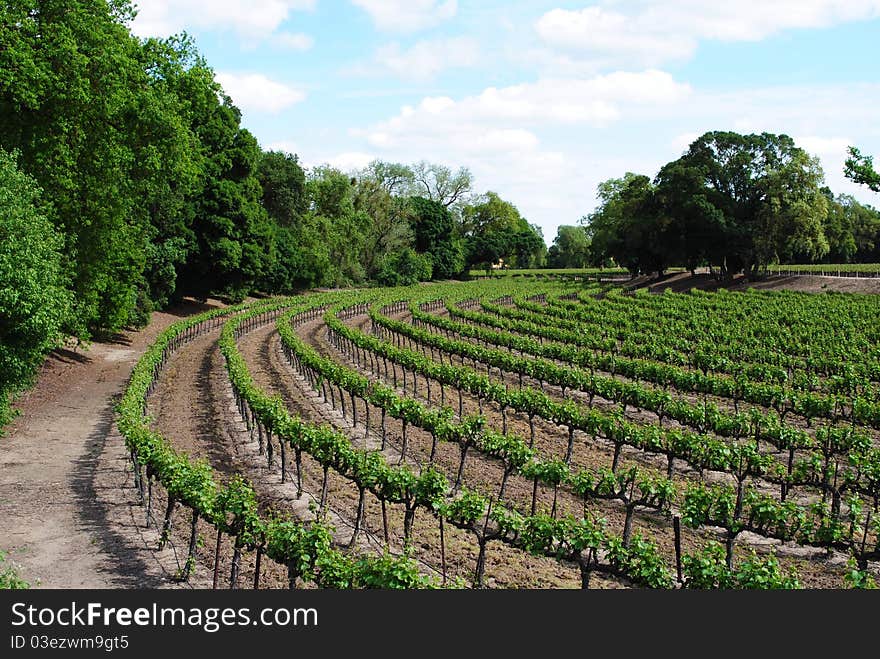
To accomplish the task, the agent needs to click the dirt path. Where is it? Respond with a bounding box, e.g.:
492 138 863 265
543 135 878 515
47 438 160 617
0 301 219 589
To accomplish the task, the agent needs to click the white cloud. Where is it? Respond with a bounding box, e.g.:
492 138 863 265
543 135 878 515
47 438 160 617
345 70 690 238
361 70 690 146
130 0 315 40
215 72 306 113
315 152 377 171
671 132 701 154
368 37 480 80
345 77 880 240
266 140 301 155
350 0 457 32
536 2 880 67
271 31 315 51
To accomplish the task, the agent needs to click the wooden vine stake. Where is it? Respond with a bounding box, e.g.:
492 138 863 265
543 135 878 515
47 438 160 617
212 530 223 590
673 515 683 585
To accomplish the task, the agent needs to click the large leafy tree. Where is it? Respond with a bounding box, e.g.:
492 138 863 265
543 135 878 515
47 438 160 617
844 147 880 192
353 161 416 279
585 173 673 275
462 192 545 269
0 0 154 335
664 131 828 275
409 161 474 209
547 225 592 268
410 197 465 279
0 150 71 431
820 191 880 263
177 98 274 301
307 166 370 285
257 150 308 228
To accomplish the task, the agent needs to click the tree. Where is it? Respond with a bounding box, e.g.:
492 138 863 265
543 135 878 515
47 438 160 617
410 161 474 209
0 0 157 334
257 150 307 227
654 159 726 274
307 166 370 285
462 192 545 270
0 150 71 431
584 173 672 275
353 161 416 279
375 248 433 287
662 131 828 276
410 197 465 279
177 105 275 301
844 146 880 192
817 190 880 263
547 225 591 268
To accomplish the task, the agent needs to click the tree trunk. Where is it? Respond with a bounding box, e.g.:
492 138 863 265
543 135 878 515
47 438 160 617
611 443 623 472
295 448 303 498
399 420 408 465
253 547 262 590
183 510 199 581
565 426 575 465
623 504 635 547
455 444 470 490
350 488 366 547
159 496 176 549
212 530 223 590
229 545 241 589
531 478 539 516
320 466 329 517
473 536 489 588
403 505 416 548
280 440 287 484
578 557 593 589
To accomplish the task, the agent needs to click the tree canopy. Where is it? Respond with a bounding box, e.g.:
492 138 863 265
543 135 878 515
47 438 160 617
585 131 833 277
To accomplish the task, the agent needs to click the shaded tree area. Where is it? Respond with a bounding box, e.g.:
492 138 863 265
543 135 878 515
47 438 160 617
0 149 71 432
582 131 880 278
2 1 550 432
461 192 546 273
547 226 592 268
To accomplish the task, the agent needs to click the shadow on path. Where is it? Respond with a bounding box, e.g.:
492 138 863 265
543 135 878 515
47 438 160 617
70 398 168 588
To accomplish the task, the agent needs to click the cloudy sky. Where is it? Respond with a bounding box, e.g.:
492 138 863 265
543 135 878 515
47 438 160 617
130 0 880 242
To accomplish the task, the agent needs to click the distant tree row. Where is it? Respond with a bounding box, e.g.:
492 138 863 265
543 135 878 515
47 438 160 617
0 1 546 430
546 131 880 278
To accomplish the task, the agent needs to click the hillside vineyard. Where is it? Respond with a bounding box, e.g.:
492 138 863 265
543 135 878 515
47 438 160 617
118 278 880 588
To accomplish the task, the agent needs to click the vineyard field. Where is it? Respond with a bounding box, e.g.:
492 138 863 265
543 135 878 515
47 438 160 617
119 279 880 589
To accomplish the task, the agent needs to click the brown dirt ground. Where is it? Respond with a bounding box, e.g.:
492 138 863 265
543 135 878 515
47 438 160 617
0 299 221 589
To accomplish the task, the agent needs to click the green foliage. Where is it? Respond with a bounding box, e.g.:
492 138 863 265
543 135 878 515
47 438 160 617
586 132 833 276
0 551 29 589
845 146 880 193
683 542 800 589
547 225 592 268
376 248 433 287
0 150 71 431
844 557 877 589
257 150 307 227
410 197 465 279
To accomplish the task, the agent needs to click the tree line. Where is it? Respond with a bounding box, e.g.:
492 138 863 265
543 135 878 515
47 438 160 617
0 0 545 431
547 132 880 276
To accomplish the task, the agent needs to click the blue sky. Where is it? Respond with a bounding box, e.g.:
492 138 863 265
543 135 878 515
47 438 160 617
130 1 880 242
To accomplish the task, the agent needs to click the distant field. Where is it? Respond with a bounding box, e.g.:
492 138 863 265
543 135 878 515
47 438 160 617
469 267 632 278
768 263 880 276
